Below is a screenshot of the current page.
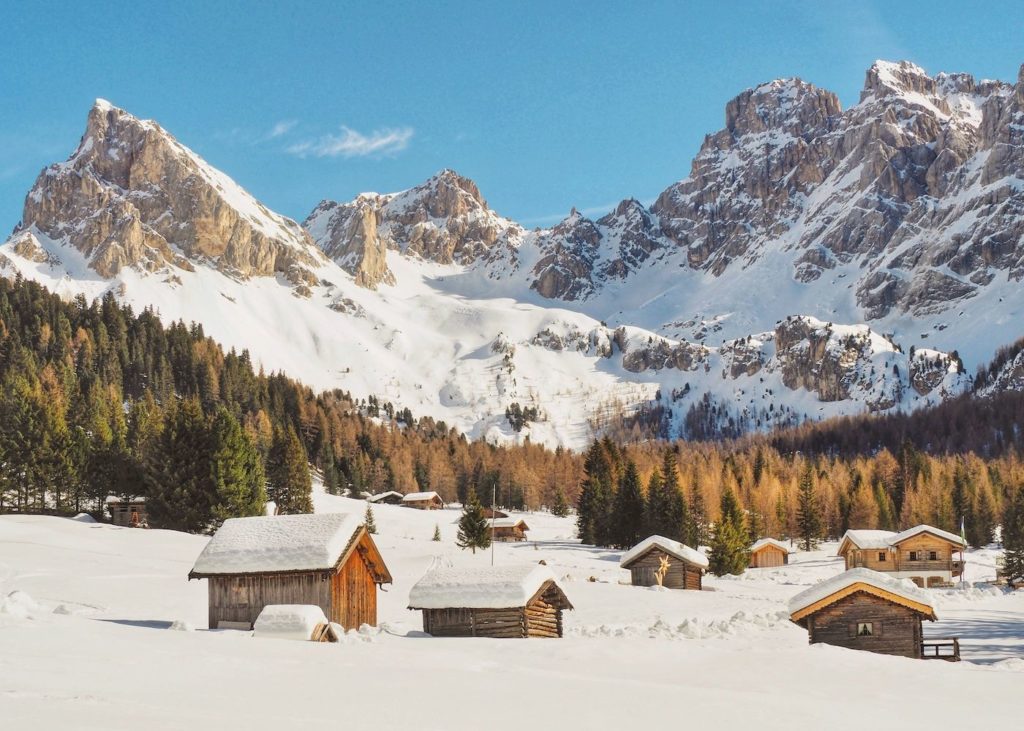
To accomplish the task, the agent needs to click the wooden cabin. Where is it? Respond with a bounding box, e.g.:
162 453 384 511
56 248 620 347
620 535 708 590
749 538 792 568
492 517 530 542
402 491 444 510
482 507 509 519
105 496 148 528
252 604 340 643
408 564 573 638
837 525 966 587
188 513 392 631
789 568 940 659
366 491 404 505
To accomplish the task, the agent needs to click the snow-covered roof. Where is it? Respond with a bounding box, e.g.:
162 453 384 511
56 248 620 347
104 495 146 504
492 517 529 530
367 491 404 503
788 568 938 621
620 535 709 570
253 604 331 641
402 491 441 503
408 564 570 610
190 513 362 576
750 537 793 554
839 524 965 554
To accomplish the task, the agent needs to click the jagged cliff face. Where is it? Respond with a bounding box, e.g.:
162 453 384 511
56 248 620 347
18 100 323 288
305 170 521 288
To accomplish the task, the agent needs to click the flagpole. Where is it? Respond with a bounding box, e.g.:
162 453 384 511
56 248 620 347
490 480 497 567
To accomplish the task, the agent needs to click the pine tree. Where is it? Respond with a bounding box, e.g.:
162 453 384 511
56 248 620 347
688 479 709 548
708 488 749 576
644 467 668 536
796 465 823 551
267 425 313 514
661 451 689 543
208 407 266 527
551 486 570 517
364 504 378 535
146 398 214 532
1002 485 1024 584
432 524 442 542
576 440 615 546
456 488 491 553
612 459 645 548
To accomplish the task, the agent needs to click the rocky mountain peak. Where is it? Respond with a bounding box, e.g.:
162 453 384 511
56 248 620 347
861 60 935 100
725 77 840 137
14 100 322 288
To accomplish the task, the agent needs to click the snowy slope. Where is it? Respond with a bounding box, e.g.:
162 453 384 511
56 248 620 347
1 501 1022 730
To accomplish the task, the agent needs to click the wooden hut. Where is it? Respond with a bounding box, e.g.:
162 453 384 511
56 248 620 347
837 525 966 587
105 496 148 527
482 507 509 519
408 564 573 638
366 491 404 505
188 513 392 631
749 538 792 568
402 491 444 510
789 568 940 659
492 517 530 542
620 535 708 590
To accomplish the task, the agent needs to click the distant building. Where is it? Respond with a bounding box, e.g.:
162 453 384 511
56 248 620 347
366 491 404 505
401 491 444 510
837 525 966 587
188 513 392 631
620 535 708 590
748 538 792 568
482 507 509 519
789 568 943 659
492 517 530 542
408 564 573 638
105 497 148 528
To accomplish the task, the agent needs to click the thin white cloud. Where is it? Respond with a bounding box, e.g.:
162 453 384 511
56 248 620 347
267 119 298 139
287 125 414 159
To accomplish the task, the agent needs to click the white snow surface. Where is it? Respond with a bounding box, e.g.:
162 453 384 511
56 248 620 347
788 568 938 617
1 489 1023 729
408 564 559 609
402 491 441 503
252 604 328 641
891 524 966 547
620 535 709 569
841 524 966 552
190 513 361 575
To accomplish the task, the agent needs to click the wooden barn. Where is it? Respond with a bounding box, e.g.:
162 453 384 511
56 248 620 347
402 491 444 510
408 564 573 638
492 517 530 542
620 535 708 590
105 496 148 528
188 513 392 631
366 491 404 505
749 538 792 568
789 568 942 659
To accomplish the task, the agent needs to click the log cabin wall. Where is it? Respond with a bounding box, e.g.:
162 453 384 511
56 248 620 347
422 607 529 637
750 546 788 568
332 545 377 630
525 586 564 637
806 592 923 659
628 548 702 590
208 572 332 629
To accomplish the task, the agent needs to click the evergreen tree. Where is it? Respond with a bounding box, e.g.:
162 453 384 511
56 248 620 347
456 488 491 553
208 407 266 527
661 451 689 543
576 440 615 546
796 465 823 551
1001 485 1024 584
644 467 669 536
364 504 378 535
267 425 313 514
432 524 442 542
612 459 645 548
707 488 749 576
688 479 709 548
147 398 214 532
551 486 570 518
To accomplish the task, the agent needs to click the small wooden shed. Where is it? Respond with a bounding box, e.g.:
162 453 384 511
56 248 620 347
492 517 530 542
188 513 392 631
105 496 148 527
408 564 573 638
749 537 792 568
402 491 444 510
252 604 340 643
789 568 938 659
620 535 708 590
367 491 404 505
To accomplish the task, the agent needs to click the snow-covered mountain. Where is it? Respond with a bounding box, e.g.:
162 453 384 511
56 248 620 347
4 60 1022 448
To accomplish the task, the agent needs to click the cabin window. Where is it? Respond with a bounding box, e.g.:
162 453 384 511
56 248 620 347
877 552 886 562
928 551 938 561
857 623 873 637
909 551 919 561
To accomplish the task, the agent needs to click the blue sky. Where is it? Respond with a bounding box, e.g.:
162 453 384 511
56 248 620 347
1 1 1022 233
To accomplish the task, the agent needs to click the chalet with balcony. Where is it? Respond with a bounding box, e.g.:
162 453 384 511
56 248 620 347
837 525 966 588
